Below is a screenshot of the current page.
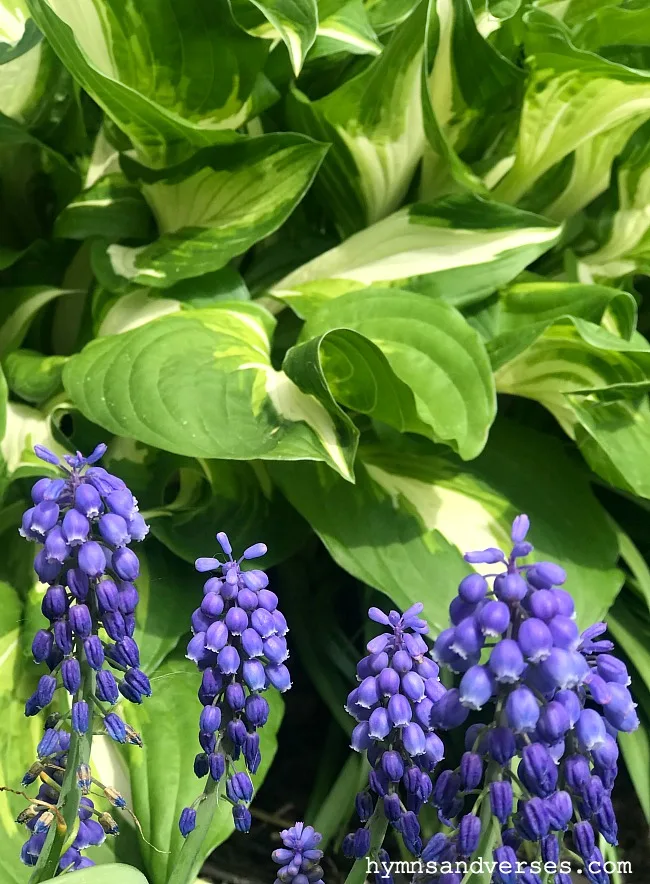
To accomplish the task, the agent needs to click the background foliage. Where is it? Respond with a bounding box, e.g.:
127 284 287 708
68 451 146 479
1 0 650 879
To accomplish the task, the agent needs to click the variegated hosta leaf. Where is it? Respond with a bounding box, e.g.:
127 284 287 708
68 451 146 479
230 0 318 75
572 3 650 56
584 119 650 279
99 135 327 288
288 287 496 459
491 312 650 497
0 28 62 128
27 0 274 162
63 303 357 479
493 10 650 205
420 0 522 200
271 195 562 313
0 399 65 477
0 286 73 357
287 1 427 235
0 0 28 45
312 0 381 58
55 174 155 243
271 421 623 632
365 0 420 34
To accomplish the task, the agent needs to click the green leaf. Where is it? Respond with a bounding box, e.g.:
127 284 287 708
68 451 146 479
0 0 29 46
2 349 67 404
55 174 156 243
0 400 65 477
40 865 150 884
420 0 522 200
271 195 562 313
126 652 283 884
287 1 427 235
573 4 650 55
100 136 327 288
313 0 381 57
272 420 622 632
27 0 273 163
291 287 496 459
0 286 75 357
232 0 318 74
365 0 420 34
63 304 357 479
493 10 650 204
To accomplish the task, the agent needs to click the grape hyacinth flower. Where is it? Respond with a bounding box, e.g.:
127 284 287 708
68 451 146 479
425 515 636 883
17 444 149 868
271 822 324 884
343 604 447 865
178 532 290 838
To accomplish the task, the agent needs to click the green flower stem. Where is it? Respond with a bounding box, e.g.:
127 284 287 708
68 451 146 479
343 803 389 884
29 663 95 883
168 777 221 884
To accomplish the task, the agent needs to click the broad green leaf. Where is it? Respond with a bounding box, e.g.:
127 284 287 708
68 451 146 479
572 4 650 55
0 401 65 477
101 136 327 288
232 0 318 74
27 0 273 163
291 287 496 459
313 0 381 57
272 420 622 632
0 286 74 357
365 0 420 33
2 349 66 404
493 10 650 205
0 39 58 126
584 119 650 279
420 0 522 200
55 174 155 243
126 652 283 884
491 280 637 340
287 1 427 235
271 195 562 313
0 580 43 884
0 0 28 44
40 865 150 884
63 304 357 479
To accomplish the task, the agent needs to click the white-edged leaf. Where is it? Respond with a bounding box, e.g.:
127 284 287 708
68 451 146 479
0 401 66 476
55 174 155 242
232 0 318 74
63 303 357 479
313 0 381 57
271 195 562 313
100 135 327 288
0 0 28 45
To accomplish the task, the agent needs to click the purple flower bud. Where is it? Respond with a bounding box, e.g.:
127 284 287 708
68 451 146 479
240 627 264 658
527 562 566 589
266 663 291 692
478 600 510 636
264 635 288 664
112 547 139 581
381 750 404 782
105 713 127 742
492 845 517 884
458 573 488 604
350 722 372 752
199 706 222 733
464 548 505 564
68 604 91 638
488 639 525 684
61 509 90 546
96 579 119 613
547 615 579 651
217 645 240 675
249 607 274 638
537 700 570 743
519 797 549 839
30 501 60 538
237 588 258 611
357 676 380 708
36 674 57 708
233 805 252 833
368 707 391 740
179 807 196 838
78 541 106 578
430 688 469 730
433 769 461 809
422 833 448 863
196 752 211 780
449 596 478 625
378 667 401 696
67 568 89 601
103 611 127 641
42 585 68 621
586 673 612 705
596 654 630 686
401 671 425 702
489 780 513 825
460 752 483 791
459 665 494 710
450 617 483 659
506 687 539 733
423 732 445 768
225 606 248 635
351 826 371 859
243 542 267 560
576 709 607 751
602 683 637 731
574 820 595 860
528 589 558 621
245 694 269 727
458 813 481 856
494 572 527 603
72 701 90 734
401 723 425 757
518 618 553 662
74 484 102 518
209 752 226 781
387 694 412 727
595 796 618 846
226 772 254 804
257 589 278 611
581 775 605 815
400 810 422 856
244 733 261 774
32 630 53 663
44 526 69 564
519 744 558 798
243 659 266 691
540 648 588 690
554 689 581 727
125 668 151 698
391 649 412 673
205 621 228 652
53 620 73 655
96 670 119 704
511 514 530 542
383 793 401 822
62 658 82 695
34 549 61 584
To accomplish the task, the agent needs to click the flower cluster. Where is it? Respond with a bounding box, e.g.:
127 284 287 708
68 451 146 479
424 514 636 883
179 532 291 838
18 444 149 868
343 604 447 861
19 728 119 872
271 822 325 884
